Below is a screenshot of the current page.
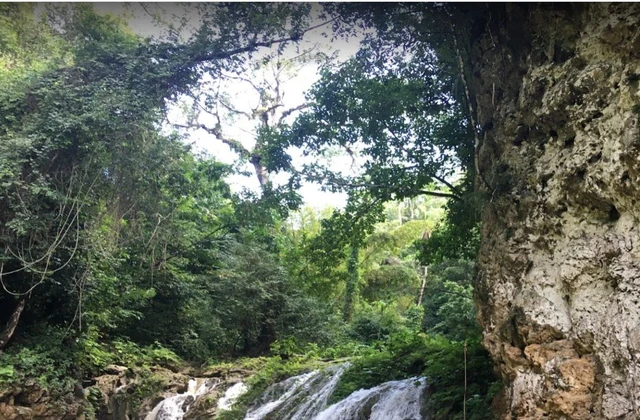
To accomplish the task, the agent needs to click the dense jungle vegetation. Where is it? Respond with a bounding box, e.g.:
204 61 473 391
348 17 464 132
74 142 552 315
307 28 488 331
0 4 498 419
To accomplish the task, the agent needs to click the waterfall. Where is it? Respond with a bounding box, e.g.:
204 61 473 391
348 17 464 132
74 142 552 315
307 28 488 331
218 382 249 411
145 378 219 420
245 363 349 420
145 364 428 420
313 377 428 420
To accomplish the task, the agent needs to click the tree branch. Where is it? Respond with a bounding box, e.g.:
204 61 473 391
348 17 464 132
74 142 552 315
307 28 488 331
221 73 265 98
190 18 336 64
0 298 26 350
218 97 253 119
175 123 251 158
278 102 313 124
321 178 460 200
416 189 460 199
431 174 462 196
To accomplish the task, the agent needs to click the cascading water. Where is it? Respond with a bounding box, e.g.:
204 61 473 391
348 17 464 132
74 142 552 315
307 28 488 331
314 377 428 420
245 363 350 420
145 378 219 420
145 364 428 420
218 381 249 411
242 363 428 420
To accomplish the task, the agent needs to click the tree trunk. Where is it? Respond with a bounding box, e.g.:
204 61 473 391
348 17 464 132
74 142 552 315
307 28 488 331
250 155 269 188
0 298 26 350
417 266 428 306
343 242 359 322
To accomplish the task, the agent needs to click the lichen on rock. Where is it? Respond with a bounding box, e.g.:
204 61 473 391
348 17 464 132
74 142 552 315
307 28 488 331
472 3 640 418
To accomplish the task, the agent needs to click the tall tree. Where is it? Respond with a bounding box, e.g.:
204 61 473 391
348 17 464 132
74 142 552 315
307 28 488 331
343 241 360 322
0 3 319 348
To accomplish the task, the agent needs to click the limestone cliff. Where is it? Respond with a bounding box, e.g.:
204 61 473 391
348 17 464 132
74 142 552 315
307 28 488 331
470 3 640 418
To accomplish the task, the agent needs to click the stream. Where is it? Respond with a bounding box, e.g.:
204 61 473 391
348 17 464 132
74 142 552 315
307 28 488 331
146 363 429 420
145 378 219 420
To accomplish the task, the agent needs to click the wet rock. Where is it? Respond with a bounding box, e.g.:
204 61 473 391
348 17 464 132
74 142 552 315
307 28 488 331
87 366 190 420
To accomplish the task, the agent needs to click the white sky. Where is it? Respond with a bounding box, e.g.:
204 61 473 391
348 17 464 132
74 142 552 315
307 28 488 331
96 2 365 210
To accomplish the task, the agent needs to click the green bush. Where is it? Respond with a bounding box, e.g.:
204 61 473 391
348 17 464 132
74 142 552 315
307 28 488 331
77 327 182 375
347 302 405 343
0 327 77 394
329 331 498 419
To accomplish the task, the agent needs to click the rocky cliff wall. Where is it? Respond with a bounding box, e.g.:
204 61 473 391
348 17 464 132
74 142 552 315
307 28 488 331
472 3 640 418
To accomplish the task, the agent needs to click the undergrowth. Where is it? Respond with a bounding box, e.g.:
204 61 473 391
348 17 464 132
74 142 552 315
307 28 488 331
0 324 183 395
329 331 499 420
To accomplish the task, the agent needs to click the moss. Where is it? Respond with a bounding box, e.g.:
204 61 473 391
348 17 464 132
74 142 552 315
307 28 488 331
117 368 172 414
84 386 104 420
626 73 640 85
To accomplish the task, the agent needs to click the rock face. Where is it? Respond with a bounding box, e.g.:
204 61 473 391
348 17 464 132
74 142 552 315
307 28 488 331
471 3 640 418
0 364 192 420
87 365 189 420
0 381 84 420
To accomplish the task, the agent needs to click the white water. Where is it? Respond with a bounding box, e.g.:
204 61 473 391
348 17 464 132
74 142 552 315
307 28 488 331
244 370 318 419
145 364 428 420
245 364 350 420
218 381 249 411
145 378 219 420
314 377 427 420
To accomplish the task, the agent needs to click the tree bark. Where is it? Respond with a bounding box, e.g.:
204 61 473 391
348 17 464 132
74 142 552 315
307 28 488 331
0 298 26 350
250 155 269 188
417 266 428 306
343 242 359 322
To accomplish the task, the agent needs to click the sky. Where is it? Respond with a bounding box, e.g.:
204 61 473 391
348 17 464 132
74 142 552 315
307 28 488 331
94 2 366 210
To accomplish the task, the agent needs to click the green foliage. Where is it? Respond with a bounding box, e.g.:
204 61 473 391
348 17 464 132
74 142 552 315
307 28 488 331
283 44 472 199
343 242 360 322
274 4 481 309
77 327 182 375
0 5 501 419
384 196 447 226
195 239 338 358
0 8 339 402
330 331 497 419
277 6 475 241
0 327 77 393
416 182 483 265
0 365 14 382
328 257 495 419
0 4 68 79
361 265 421 307
420 259 480 342
422 337 496 420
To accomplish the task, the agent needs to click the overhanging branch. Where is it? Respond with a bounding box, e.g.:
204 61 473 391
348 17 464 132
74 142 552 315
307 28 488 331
432 174 463 197
321 178 461 200
190 18 336 65
175 123 251 158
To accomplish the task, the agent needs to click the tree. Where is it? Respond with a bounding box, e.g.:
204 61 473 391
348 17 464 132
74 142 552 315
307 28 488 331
343 241 360 322
420 259 479 341
261 11 475 253
0 3 321 351
280 12 473 197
